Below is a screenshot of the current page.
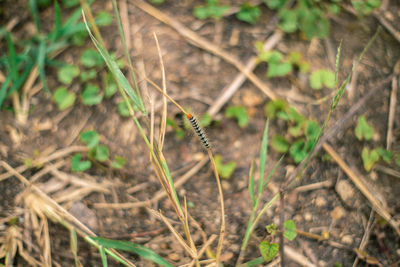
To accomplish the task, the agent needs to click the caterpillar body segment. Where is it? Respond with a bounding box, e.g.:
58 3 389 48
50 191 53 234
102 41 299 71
187 114 210 149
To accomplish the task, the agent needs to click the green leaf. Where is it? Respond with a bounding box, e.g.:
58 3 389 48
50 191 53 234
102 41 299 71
299 7 330 39
61 0 79 7
95 11 113 26
37 39 49 92
264 99 287 119
248 160 256 207
265 223 277 235
377 147 393 163
193 0 230 19
104 72 118 98
225 105 249 128
264 0 287 9
58 65 80 84
287 107 305 124
151 0 164 4
267 62 292 78
80 69 97 82
278 8 298 33
258 120 269 193
80 130 99 149
271 135 289 153
111 156 126 169
199 113 212 127
355 116 374 141
243 257 265 266
283 219 297 241
81 84 103 106
259 241 279 262
89 145 109 162
214 154 236 179
305 120 320 142
71 153 91 172
99 245 108 267
361 147 379 172
117 101 131 117
53 87 76 110
28 0 41 32
236 3 261 25
90 237 173 267
81 49 104 68
310 69 335 90
290 140 308 163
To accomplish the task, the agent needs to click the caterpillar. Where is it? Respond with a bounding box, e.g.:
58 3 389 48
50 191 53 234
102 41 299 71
187 113 210 149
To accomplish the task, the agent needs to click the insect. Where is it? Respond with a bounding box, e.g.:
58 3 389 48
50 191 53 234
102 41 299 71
187 113 210 149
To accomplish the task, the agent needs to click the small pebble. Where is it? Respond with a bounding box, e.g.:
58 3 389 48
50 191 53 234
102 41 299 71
330 206 346 220
315 196 327 207
168 253 180 261
220 252 234 261
304 212 313 221
341 235 353 245
336 180 354 204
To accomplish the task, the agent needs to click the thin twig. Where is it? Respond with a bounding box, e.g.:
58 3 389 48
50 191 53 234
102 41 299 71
386 60 400 150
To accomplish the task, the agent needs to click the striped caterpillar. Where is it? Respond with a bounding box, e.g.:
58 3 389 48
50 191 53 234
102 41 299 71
187 113 210 149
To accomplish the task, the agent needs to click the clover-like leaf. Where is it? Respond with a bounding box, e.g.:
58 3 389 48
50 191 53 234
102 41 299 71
89 145 109 162
271 135 289 153
214 154 236 179
236 3 260 24
259 240 279 262
71 153 91 172
81 49 104 68
283 219 297 241
111 156 126 169
355 116 374 141
53 87 75 110
361 147 379 171
80 130 99 149
310 69 335 89
225 105 249 128
58 65 80 84
81 84 103 106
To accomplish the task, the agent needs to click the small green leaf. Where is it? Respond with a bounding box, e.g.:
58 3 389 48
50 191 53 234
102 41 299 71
80 69 97 82
310 69 335 89
278 8 298 33
259 241 279 262
71 153 91 172
151 0 164 4
305 120 320 142
355 116 374 141
117 101 131 117
287 107 305 124
90 145 109 162
225 105 249 128
53 87 76 110
264 0 287 9
80 130 99 148
290 140 308 163
95 11 113 26
361 147 379 171
265 223 277 235
81 84 103 106
267 62 292 78
58 65 80 84
283 219 297 241
236 3 261 25
61 0 79 7
214 154 236 179
264 99 287 119
111 156 126 169
377 147 393 163
89 237 173 267
193 0 230 20
81 49 104 68
104 72 118 98
271 135 289 153
199 113 212 127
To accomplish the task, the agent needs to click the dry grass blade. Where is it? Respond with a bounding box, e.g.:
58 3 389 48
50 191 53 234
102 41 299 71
323 143 400 236
150 210 196 258
386 60 399 150
131 0 277 100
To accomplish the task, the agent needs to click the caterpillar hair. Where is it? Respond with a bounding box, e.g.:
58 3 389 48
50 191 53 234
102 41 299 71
187 113 210 149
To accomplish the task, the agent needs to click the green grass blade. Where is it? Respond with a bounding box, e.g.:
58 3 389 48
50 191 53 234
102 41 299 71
110 0 143 107
37 39 49 92
90 237 173 267
258 119 269 195
248 159 256 207
28 0 40 32
99 246 108 267
83 14 146 114
262 155 284 191
69 228 81 267
5 32 17 82
50 0 62 42
243 257 264 266
6 60 35 98
0 75 11 107
334 40 342 88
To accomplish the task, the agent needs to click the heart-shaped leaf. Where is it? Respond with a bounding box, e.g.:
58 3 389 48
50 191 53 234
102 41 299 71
361 147 379 171
259 240 279 262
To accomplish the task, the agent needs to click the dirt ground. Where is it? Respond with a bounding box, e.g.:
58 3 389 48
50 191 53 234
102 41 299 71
1 0 400 266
